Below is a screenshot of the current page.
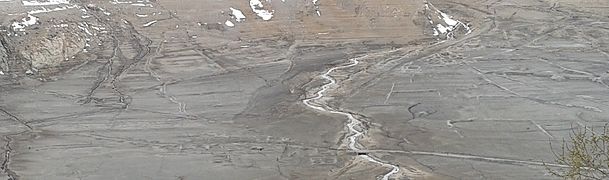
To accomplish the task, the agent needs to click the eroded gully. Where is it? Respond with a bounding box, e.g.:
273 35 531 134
302 57 400 180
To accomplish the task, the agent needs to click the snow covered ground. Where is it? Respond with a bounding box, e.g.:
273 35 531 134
425 2 471 39
249 0 273 20
22 0 69 6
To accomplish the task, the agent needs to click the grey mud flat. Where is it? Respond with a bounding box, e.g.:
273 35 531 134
1 0 609 179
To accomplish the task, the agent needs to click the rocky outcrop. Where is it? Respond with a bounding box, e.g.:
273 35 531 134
17 30 85 70
0 34 8 73
0 22 86 76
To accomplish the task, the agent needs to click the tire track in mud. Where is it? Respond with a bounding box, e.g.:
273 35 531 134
144 40 189 114
1 136 17 180
80 9 152 109
107 20 152 109
80 36 118 105
363 149 569 168
0 108 31 180
302 57 400 180
0 108 32 131
355 19 494 93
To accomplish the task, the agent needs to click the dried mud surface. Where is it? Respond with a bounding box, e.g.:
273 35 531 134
1 0 609 179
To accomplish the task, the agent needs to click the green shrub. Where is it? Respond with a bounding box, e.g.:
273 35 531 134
548 125 609 179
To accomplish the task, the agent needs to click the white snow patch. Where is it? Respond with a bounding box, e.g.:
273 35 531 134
312 0 321 16
425 2 471 39
110 0 131 4
0 71 4 75
52 23 68 27
111 0 152 7
143 20 157 27
440 12 458 26
90 25 105 31
98 7 111 16
77 24 93 35
225 20 234 27
135 13 148 17
22 0 70 6
83 44 90 52
436 24 448 34
11 14 38 31
27 5 77 14
83 37 91 52
249 0 273 20
131 3 152 7
229 7 246 22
